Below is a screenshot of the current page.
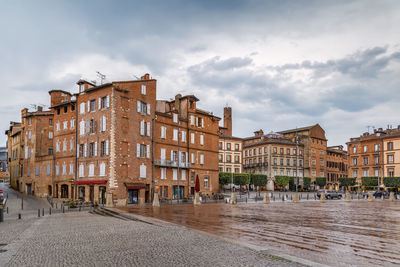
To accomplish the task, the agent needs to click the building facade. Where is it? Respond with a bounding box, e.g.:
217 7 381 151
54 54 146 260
326 145 348 188
242 130 304 189
278 124 327 183
218 107 243 174
0 147 8 182
5 122 23 189
5 74 220 206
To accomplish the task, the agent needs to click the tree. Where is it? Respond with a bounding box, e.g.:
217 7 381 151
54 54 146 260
251 174 267 187
234 173 251 186
289 177 299 191
303 177 311 190
219 172 231 186
338 177 356 190
383 177 400 188
315 177 326 187
362 176 378 187
275 175 290 188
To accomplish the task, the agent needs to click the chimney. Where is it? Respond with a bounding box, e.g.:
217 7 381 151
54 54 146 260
175 94 182 116
223 107 232 136
37 106 43 112
254 129 264 136
141 73 150 80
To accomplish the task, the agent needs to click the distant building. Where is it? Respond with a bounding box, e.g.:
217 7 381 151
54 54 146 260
0 146 8 182
5 122 23 188
326 145 348 188
218 107 243 174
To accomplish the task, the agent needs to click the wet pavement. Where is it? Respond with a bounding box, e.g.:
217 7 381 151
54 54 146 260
122 200 400 266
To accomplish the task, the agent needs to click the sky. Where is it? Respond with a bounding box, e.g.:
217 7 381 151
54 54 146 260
1 0 400 147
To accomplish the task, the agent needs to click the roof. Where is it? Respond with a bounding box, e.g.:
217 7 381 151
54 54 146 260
243 138 301 148
48 89 72 95
277 124 320 134
49 100 76 109
83 82 112 93
218 135 243 141
180 95 199 102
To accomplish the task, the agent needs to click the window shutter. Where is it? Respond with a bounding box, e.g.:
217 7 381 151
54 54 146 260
77 144 79 158
171 150 174 161
147 122 151 137
190 115 194 125
98 98 101 109
103 117 107 131
94 142 97 156
87 101 90 112
146 144 150 159
83 143 87 158
181 131 185 142
201 118 204 128
195 117 198 126
191 133 195 144
140 121 144 135
106 95 110 107
161 148 166 160
105 140 109 155
147 103 150 115
137 100 141 112
137 144 141 158
80 121 84 135
85 120 90 134
186 152 188 163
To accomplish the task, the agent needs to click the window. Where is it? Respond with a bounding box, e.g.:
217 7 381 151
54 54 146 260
200 154 204 165
140 120 150 136
173 129 178 141
56 165 59 176
196 117 204 128
101 96 110 109
312 158 316 166
100 140 109 156
374 169 379 177
48 148 53 155
353 158 358 166
190 115 195 125
235 144 239 151
56 141 60 152
161 126 166 139
218 154 222 162
28 117 31 125
181 131 186 142
69 163 74 175
89 164 94 177
35 165 39 176
191 153 195 164
353 170 358 177
137 100 150 115
47 164 51 176
363 145 367 153
63 139 67 152
173 169 178 180
173 113 178 123
70 139 74 151
374 144 380 152
280 158 284 166
100 163 106 176
363 157 368 165
235 155 240 163
161 168 166 180
79 164 84 177
320 160 324 167
388 142 394 150
62 163 66 176
287 148 290 155
227 143 231 151
286 159 290 166
141 84 146 95
80 102 85 114
181 169 186 180
353 146 357 154
374 156 379 164
49 131 53 139
363 169 369 177
273 158 277 165
49 119 53 126
227 155 231 163
204 176 209 188
388 155 394 164
70 119 75 129
200 135 204 145
219 142 222 150
100 116 106 132
388 168 394 177
235 167 240 173
191 133 195 144
136 144 148 158
273 147 277 154
63 121 68 130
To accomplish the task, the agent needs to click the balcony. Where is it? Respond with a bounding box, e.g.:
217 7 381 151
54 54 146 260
154 159 191 168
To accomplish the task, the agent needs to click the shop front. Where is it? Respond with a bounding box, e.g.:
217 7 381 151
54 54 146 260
125 183 150 205
74 180 107 203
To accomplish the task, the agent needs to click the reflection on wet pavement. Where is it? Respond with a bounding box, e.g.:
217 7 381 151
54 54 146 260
121 201 400 266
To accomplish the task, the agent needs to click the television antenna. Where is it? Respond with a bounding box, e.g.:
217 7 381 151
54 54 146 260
96 71 106 85
366 125 374 133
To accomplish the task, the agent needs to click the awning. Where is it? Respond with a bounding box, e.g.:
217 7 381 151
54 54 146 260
125 183 146 190
74 180 107 185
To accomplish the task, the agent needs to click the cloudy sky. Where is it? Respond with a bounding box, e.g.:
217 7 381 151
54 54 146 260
1 0 400 147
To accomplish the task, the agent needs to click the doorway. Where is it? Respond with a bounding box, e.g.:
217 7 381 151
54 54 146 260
128 189 139 204
61 184 68 198
79 186 85 201
26 184 32 195
99 186 106 205
89 186 94 203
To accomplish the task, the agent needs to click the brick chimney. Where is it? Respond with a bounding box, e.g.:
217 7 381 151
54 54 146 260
223 107 232 136
141 73 150 80
254 129 264 136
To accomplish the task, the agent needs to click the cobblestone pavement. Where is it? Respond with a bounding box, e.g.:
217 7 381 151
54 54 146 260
0 209 303 267
123 201 400 267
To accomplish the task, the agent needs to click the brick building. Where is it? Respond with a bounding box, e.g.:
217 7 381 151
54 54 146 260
5 74 220 206
278 124 327 184
0 147 8 182
154 95 220 200
5 122 23 189
218 107 243 174
242 130 304 190
326 145 348 189
347 126 400 186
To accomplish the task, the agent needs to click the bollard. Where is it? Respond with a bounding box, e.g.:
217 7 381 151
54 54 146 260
307 193 309 200
246 197 247 203
279 193 281 198
18 213 21 220
291 194 293 200
21 198 23 210
56 203 58 209
62 205 65 213
7 206 9 214
79 205 81 211
282 195 284 202
0 208 3 223
42 208 44 216
38 209 40 217
49 208 51 215
273 196 275 201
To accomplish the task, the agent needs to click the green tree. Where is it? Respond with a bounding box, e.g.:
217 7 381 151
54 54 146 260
275 175 290 188
338 177 356 190
234 173 251 186
251 174 267 187
303 177 311 190
316 177 326 187
219 172 232 186
362 176 378 187
383 177 400 188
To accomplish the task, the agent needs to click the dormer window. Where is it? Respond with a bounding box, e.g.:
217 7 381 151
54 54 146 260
189 101 193 109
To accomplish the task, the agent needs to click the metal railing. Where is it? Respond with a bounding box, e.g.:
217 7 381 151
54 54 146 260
154 159 191 168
